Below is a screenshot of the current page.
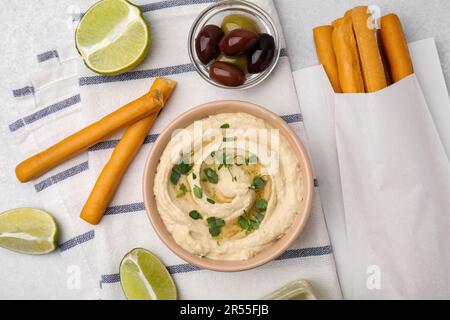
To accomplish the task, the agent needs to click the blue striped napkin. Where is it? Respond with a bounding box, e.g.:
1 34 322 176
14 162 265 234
9 0 341 299
9 57 99 298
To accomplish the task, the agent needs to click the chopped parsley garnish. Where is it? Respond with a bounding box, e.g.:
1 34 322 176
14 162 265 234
238 216 250 230
204 168 219 184
255 199 268 211
170 159 193 185
189 210 202 220
218 151 231 165
170 167 181 185
220 123 230 129
239 198 268 232
245 154 258 165
207 217 225 237
238 215 260 232
217 151 236 181
207 198 216 204
251 219 260 230
176 183 187 198
249 176 267 191
252 210 265 223
193 185 203 198
192 172 197 179
222 137 234 142
178 161 193 174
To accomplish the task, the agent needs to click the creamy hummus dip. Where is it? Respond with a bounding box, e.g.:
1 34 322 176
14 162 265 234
154 112 303 261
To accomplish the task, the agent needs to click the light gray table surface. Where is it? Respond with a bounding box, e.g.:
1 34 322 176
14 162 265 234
0 0 449 299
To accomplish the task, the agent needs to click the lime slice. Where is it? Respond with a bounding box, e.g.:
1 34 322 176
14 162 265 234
120 248 177 300
0 208 58 255
75 0 150 75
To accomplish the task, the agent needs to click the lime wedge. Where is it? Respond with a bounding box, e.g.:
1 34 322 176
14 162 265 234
75 0 150 75
0 208 58 255
120 248 177 300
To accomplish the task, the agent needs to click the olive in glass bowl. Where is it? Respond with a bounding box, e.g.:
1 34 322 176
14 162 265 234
219 28 259 56
195 25 224 65
188 0 280 89
247 33 276 73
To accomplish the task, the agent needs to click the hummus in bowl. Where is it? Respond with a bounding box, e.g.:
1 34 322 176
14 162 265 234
143 101 313 271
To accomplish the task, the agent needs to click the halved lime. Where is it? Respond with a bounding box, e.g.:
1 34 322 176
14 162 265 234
0 208 58 255
75 0 150 75
120 248 177 300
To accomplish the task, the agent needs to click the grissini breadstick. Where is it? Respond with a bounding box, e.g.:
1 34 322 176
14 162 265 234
332 17 365 93
344 9 352 18
380 13 414 83
313 25 342 93
377 28 393 86
80 78 176 225
350 6 387 92
15 90 164 183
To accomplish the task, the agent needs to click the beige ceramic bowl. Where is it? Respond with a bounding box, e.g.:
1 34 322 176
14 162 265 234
142 100 314 272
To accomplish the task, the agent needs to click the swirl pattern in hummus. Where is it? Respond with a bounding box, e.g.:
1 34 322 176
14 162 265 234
154 112 303 261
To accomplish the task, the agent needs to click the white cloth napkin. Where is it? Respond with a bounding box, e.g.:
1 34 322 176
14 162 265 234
294 38 450 299
8 58 99 298
9 0 341 299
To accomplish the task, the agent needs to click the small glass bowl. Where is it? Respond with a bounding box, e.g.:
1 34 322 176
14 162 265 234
187 0 280 90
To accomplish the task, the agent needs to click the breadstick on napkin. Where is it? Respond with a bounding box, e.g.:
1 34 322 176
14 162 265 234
313 26 342 93
380 14 414 83
80 78 176 225
344 9 352 18
350 6 387 92
332 17 365 93
15 90 164 182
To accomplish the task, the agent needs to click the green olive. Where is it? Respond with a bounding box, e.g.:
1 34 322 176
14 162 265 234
221 14 260 34
216 53 248 72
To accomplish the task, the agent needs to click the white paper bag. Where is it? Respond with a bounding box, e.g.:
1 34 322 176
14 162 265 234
294 38 450 299
335 75 450 299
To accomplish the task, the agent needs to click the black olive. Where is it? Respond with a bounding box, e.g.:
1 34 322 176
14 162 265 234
219 28 259 56
247 33 275 73
195 25 224 65
209 62 246 87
